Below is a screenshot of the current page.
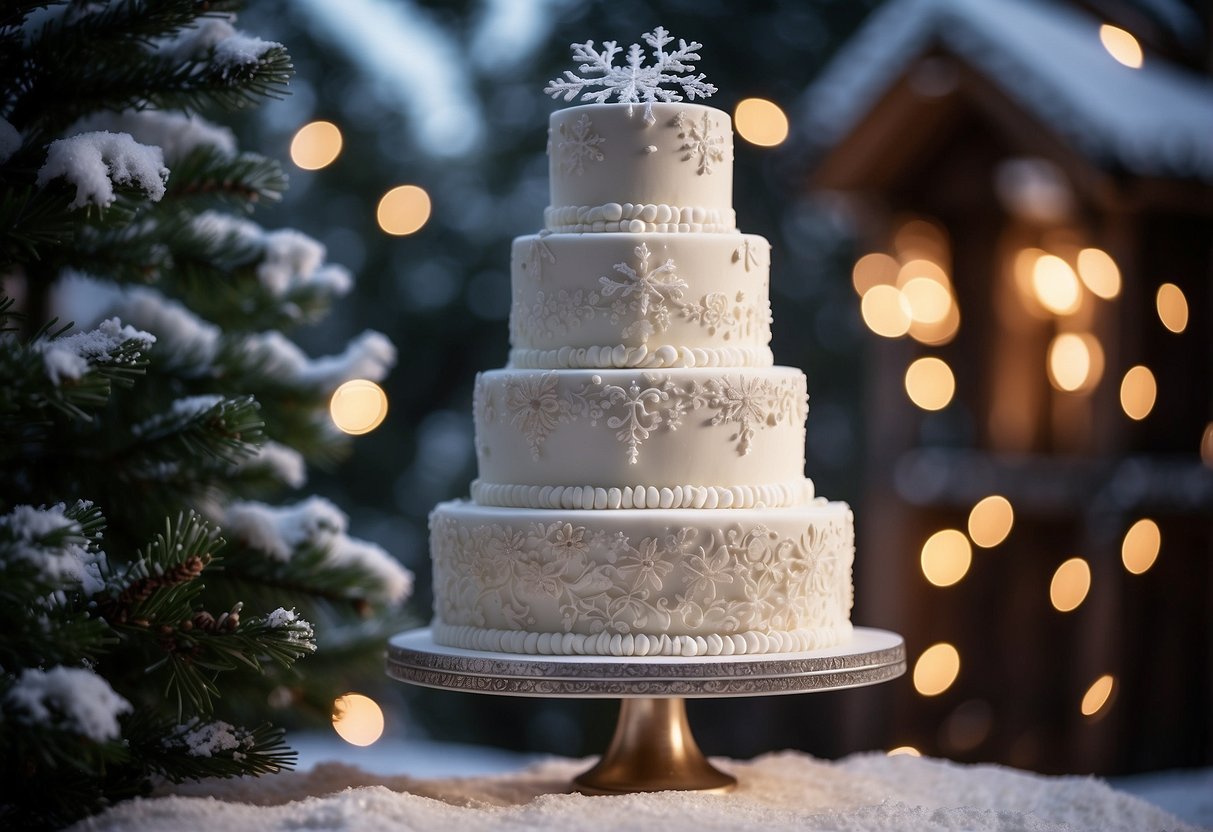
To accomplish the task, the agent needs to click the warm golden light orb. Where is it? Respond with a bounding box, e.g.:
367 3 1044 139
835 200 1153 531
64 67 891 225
290 120 343 170
913 643 961 696
968 495 1014 548
1076 248 1121 299
1121 519 1160 575
1081 674 1116 717
1119 365 1157 420
1156 283 1189 333
330 379 389 435
1032 254 1081 315
1050 557 1091 612
904 356 955 411
852 252 899 296
332 693 385 746
1100 24 1143 68
920 529 972 587
1047 333 1103 393
734 97 789 147
902 277 953 325
887 746 922 757
861 284 911 337
377 184 431 236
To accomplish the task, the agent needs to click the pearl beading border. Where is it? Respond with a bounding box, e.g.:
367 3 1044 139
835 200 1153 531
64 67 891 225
544 203 735 234
507 343 774 370
470 478 815 510
432 619 855 657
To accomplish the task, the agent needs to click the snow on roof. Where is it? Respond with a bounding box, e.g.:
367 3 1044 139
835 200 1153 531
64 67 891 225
802 0 1213 181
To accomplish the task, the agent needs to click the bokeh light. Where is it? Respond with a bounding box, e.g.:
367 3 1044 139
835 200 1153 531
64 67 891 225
1049 557 1091 612
893 219 949 264
377 184 431 235
920 529 972 587
1099 24 1143 69
1155 283 1189 333
1121 518 1160 575
1032 254 1081 315
887 746 922 757
734 97 789 147
1047 333 1103 393
913 643 961 696
290 120 343 170
332 693 385 746
904 356 955 411
861 284 911 337
1203 423 1213 468
1076 248 1121 299
1081 674 1116 718
1119 365 1157 420
968 495 1014 548
852 252 899 296
901 277 952 324
330 379 389 435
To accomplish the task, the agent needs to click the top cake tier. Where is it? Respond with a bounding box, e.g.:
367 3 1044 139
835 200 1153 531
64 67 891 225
546 103 735 234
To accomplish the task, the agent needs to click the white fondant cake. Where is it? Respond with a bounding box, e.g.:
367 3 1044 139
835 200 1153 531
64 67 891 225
430 31 854 656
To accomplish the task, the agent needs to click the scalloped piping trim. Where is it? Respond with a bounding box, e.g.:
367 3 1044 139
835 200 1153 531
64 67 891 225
507 343 774 369
544 203 736 234
432 619 855 657
470 478 815 510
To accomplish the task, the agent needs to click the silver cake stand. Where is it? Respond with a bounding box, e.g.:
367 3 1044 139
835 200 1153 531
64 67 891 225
386 626 905 794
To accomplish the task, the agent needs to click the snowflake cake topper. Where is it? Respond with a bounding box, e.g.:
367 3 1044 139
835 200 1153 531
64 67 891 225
544 26 717 126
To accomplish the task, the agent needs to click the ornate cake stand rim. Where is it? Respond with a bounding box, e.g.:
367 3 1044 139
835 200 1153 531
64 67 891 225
385 627 905 698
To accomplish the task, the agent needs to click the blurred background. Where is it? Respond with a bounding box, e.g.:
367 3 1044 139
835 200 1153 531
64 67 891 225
233 0 1212 776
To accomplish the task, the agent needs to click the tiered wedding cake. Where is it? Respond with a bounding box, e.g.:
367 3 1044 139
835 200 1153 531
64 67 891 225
429 29 853 656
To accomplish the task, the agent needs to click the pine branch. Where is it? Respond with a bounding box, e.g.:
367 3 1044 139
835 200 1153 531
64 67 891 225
125 393 266 468
162 147 287 210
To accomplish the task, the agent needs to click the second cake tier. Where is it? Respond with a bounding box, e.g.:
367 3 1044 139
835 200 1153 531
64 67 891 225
472 366 810 510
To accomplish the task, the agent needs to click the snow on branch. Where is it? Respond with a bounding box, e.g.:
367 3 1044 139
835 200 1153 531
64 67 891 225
5 666 132 743
242 330 395 392
36 131 169 209
36 316 156 385
223 497 413 605
191 212 353 304
153 17 281 75
0 502 108 596
73 110 237 165
111 287 221 370
544 26 717 125
235 441 307 489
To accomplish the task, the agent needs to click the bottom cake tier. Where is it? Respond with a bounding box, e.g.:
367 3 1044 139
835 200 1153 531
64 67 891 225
429 499 854 656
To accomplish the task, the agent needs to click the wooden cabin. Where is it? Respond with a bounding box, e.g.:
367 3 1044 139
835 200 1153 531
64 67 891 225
801 0 1213 773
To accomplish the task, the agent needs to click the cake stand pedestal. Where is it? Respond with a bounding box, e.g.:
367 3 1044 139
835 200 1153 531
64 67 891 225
386 627 904 794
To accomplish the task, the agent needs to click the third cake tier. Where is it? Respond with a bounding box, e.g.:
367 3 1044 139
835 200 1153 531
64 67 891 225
471 366 812 510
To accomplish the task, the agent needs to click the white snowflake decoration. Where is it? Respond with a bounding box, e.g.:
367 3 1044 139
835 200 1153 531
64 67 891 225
557 113 605 175
676 110 725 175
544 26 717 126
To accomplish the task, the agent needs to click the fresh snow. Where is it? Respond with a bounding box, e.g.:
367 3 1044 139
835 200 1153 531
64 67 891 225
37 131 168 208
238 441 307 489
263 607 317 649
72 110 236 164
37 317 156 385
5 666 131 743
222 497 412 605
153 17 280 71
242 330 396 391
111 288 220 369
169 718 254 758
0 503 107 596
67 751 1203 832
0 115 21 163
801 0 1213 181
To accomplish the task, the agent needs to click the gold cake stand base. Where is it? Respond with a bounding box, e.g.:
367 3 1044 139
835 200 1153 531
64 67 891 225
386 627 904 794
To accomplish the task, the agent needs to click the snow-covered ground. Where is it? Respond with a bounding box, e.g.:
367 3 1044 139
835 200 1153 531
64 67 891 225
73 732 1205 831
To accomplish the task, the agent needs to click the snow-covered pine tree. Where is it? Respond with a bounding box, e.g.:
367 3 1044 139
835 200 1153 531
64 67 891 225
0 2 412 826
